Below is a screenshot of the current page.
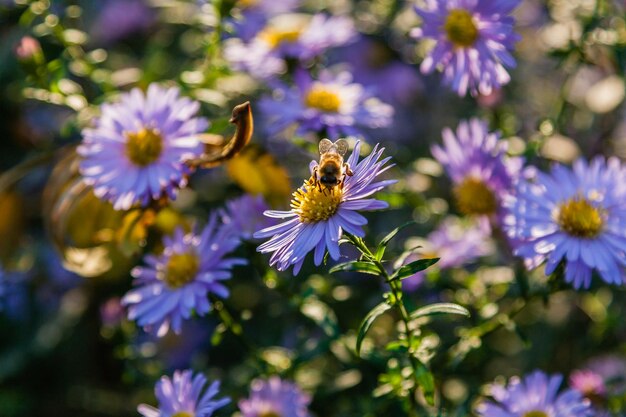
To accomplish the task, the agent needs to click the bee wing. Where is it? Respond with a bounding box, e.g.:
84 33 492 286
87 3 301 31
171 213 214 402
319 138 333 155
334 139 349 156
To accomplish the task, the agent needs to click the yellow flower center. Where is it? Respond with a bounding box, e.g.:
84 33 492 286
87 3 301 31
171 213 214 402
237 0 258 8
164 252 200 288
444 9 479 47
259 412 281 417
453 177 497 215
291 178 343 223
259 28 301 48
522 411 548 417
125 127 163 167
304 87 342 113
557 198 604 238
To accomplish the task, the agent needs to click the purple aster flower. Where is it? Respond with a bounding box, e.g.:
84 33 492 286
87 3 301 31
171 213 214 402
581 355 626 397
224 13 356 79
476 370 593 417
570 370 607 403
239 376 311 417
138 369 229 417
254 141 395 274
218 194 277 240
78 84 207 211
432 118 523 218
411 0 521 96
503 157 626 289
91 0 155 45
228 0 301 42
259 70 394 139
398 216 493 291
122 213 245 336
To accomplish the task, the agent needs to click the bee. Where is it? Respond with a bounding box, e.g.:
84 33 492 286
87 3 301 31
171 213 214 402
312 138 353 191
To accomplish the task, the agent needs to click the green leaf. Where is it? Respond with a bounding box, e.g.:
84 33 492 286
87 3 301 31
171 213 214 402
414 359 435 406
392 258 439 280
329 261 380 276
375 221 416 260
356 302 392 355
409 303 470 320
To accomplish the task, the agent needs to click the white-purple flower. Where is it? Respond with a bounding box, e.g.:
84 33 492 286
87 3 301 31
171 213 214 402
411 0 521 96
254 141 395 274
224 13 356 79
78 84 207 211
476 370 593 417
503 157 626 289
239 376 311 417
259 70 394 139
122 214 245 336
398 216 493 290
218 194 277 241
138 370 229 417
432 118 522 218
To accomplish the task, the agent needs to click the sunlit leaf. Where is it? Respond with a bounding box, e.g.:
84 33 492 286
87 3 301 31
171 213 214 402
329 261 380 276
392 258 439 280
356 301 392 356
410 303 470 320
375 221 415 260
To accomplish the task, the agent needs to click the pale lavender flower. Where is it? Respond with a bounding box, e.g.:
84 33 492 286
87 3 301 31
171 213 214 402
398 216 493 290
585 355 626 396
218 194 277 240
503 157 626 289
224 13 356 79
122 214 245 336
78 84 207 210
411 0 521 96
476 370 593 417
138 370 229 417
239 376 311 417
259 70 393 139
229 0 301 41
570 369 607 401
254 141 395 274
432 118 522 218
91 0 155 45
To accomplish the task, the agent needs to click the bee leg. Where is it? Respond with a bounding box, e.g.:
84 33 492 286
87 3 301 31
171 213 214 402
344 163 354 177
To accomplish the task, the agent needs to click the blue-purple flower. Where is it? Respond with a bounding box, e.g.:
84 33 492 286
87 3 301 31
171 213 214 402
259 70 394 139
239 376 311 417
503 157 626 289
138 370 229 417
432 118 522 218
78 84 207 210
218 194 277 240
398 216 493 290
476 370 593 417
224 13 356 79
122 214 245 336
228 0 301 42
411 0 521 96
254 141 395 274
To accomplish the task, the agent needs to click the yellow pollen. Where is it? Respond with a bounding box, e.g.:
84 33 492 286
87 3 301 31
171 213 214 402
444 9 479 47
259 412 281 417
522 411 548 417
164 252 200 289
259 28 301 48
557 198 604 238
125 127 163 167
291 178 343 223
304 87 341 113
453 177 497 215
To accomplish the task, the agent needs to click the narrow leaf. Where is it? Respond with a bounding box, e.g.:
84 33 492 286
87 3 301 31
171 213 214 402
330 261 380 276
410 303 470 320
356 302 392 355
375 221 416 260
393 258 439 280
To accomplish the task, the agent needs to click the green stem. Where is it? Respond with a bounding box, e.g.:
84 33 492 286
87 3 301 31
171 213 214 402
346 234 421 417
